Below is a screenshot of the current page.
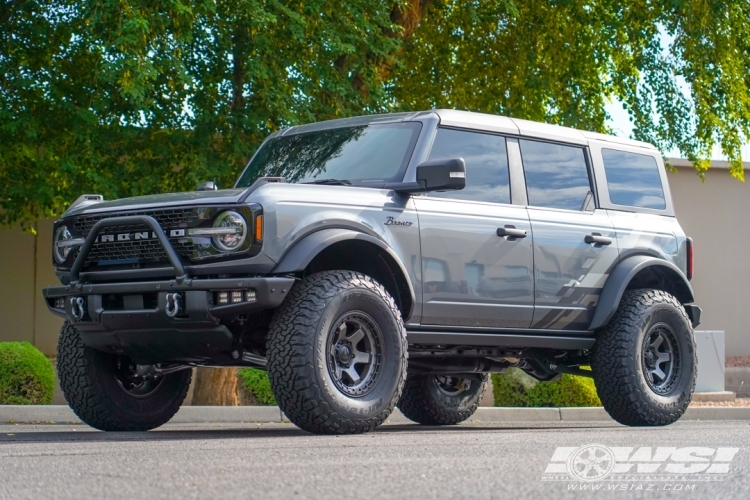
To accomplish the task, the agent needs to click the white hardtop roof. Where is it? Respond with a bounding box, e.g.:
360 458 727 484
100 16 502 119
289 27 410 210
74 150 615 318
275 109 657 151
429 109 657 150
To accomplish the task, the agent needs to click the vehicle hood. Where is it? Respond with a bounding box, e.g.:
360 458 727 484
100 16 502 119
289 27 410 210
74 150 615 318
62 189 248 217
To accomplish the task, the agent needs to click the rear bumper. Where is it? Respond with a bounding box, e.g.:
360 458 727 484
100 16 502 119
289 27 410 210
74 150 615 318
43 276 295 363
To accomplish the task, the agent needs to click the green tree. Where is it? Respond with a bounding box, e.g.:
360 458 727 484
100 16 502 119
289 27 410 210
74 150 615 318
2 0 749 229
391 0 750 178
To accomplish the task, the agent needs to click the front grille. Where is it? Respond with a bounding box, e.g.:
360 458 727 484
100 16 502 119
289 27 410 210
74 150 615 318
85 237 197 264
70 209 201 268
72 208 198 234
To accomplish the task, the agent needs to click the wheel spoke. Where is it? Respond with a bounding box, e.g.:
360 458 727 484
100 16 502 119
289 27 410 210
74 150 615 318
351 346 371 365
650 334 664 350
656 350 672 365
347 328 365 345
335 323 348 343
343 366 361 385
652 365 667 382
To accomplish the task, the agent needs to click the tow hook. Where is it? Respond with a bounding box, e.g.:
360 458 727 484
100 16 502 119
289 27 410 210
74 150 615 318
70 297 86 320
165 292 182 318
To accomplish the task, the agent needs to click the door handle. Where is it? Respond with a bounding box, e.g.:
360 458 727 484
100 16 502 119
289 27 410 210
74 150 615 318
497 225 527 238
585 233 612 245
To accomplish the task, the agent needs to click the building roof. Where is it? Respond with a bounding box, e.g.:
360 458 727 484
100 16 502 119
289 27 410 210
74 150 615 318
667 158 749 170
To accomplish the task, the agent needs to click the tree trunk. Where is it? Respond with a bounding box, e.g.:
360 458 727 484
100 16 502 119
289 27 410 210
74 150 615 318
191 367 240 406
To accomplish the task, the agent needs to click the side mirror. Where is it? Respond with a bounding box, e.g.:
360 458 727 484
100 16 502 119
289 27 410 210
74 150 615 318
196 181 218 192
386 158 466 195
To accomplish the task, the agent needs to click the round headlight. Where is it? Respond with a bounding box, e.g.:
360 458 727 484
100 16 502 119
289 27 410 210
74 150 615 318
53 225 73 263
212 211 247 252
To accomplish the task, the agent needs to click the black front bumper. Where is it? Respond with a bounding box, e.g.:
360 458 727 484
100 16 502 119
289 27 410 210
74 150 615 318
45 214 295 363
44 276 295 362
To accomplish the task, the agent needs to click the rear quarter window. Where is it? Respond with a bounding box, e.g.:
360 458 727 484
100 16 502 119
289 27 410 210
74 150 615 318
602 149 666 210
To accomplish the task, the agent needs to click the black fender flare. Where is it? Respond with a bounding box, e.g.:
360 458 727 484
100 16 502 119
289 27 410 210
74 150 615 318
588 255 695 331
272 228 416 318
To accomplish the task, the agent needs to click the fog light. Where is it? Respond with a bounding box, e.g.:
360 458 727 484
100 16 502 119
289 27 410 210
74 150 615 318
245 290 256 302
231 291 243 303
54 298 65 309
217 292 229 305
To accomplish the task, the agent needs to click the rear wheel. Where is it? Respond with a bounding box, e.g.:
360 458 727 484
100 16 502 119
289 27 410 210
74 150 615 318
398 374 488 425
267 271 407 434
591 289 696 426
57 321 191 431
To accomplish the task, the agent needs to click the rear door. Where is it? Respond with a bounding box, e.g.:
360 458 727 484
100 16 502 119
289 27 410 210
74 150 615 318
414 128 534 329
519 139 619 331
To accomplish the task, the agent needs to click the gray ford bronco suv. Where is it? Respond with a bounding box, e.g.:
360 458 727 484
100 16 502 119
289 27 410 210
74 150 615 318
46 110 700 434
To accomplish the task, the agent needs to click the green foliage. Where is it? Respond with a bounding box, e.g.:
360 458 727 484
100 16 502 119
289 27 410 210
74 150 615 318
492 367 601 407
0 0 401 227
0 342 55 405
237 368 276 406
2 1 748 227
392 1 750 180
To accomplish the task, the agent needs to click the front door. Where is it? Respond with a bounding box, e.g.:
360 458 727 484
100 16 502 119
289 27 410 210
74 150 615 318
519 138 619 331
415 128 534 329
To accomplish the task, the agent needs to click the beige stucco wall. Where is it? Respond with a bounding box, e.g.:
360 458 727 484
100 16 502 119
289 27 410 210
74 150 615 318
0 165 747 357
667 166 750 356
0 220 62 356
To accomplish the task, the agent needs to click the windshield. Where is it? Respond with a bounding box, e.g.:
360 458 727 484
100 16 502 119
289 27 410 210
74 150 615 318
235 122 422 187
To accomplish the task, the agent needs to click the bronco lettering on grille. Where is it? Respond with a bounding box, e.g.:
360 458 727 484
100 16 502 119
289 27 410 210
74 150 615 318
95 229 186 243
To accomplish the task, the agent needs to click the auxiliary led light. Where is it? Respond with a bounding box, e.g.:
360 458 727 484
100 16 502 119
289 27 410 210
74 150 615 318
215 290 257 305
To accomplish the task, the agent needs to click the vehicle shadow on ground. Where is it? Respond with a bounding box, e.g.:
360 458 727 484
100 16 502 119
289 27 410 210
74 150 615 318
0 422 622 444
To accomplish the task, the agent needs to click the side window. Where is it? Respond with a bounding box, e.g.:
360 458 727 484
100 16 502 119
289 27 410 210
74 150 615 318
602 149 666 210
519 139 591 211
427 128 510 204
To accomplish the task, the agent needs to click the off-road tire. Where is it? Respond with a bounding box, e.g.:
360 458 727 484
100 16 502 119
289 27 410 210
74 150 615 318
57 321 192 431
267 271 408 434
398 374 488 425
591 289 696 426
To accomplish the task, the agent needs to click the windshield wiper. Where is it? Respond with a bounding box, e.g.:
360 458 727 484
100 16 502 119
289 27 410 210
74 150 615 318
303 178 352 186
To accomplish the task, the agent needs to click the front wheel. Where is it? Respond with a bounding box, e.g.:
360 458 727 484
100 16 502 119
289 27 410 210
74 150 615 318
266 271 408 435
398 374 488 425
57 321 192 431
591 289 696 426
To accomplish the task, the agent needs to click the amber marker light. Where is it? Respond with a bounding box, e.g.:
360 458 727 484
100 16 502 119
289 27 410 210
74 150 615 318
255 215 263 242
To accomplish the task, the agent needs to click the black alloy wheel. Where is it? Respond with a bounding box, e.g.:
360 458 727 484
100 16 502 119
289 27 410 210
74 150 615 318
641 323 680 395
113 360 167 399
327 312 383 397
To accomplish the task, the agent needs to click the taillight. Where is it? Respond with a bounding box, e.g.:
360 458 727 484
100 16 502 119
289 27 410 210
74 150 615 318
686 237 694 281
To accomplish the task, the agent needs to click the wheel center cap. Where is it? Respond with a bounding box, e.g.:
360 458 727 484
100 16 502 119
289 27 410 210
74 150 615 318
645 349 657 367
335 344 353 364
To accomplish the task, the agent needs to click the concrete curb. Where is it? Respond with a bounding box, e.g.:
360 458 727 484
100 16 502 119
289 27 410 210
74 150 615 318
1 405 749 425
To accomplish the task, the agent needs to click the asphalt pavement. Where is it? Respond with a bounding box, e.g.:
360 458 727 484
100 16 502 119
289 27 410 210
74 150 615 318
1 420 749 500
